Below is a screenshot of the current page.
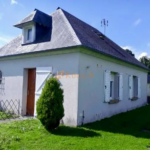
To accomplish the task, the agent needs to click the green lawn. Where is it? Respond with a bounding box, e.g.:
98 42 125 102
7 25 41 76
1 105 150 150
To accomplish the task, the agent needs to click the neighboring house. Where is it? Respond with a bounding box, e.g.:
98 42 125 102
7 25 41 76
0 8 148 126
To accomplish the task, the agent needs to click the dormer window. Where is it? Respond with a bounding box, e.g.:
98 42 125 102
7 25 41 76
22 23 36 44
14 9 52 45
27 28 32 41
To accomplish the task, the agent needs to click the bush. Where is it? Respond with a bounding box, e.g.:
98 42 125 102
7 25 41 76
36 77 64 130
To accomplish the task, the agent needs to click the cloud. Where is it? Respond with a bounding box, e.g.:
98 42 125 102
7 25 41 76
134 19 141 26
121 46 133 50
137 52 150 59
11 0 18 4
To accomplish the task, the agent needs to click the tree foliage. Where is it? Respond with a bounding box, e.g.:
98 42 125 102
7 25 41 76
139 56 150 69
125 49 135 57
36 77 64 130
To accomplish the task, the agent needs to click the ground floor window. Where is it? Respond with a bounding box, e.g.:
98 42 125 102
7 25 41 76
133 76 138 98
110 72 119 100
110 81 113 97
104 70 123 103
129 75 140 100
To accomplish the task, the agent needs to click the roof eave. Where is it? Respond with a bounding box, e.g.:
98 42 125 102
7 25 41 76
0 45 149 71
14 21 34 29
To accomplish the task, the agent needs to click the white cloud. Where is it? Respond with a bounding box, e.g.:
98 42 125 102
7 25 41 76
134 19 141 26
137 52 150 59
11 0 18 4
122 46 133 50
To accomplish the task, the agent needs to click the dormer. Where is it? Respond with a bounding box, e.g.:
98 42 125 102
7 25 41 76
14 9 52 45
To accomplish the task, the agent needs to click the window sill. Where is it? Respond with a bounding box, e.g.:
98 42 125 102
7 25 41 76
109 99 120 104
22 42 34 46
131 97 138 101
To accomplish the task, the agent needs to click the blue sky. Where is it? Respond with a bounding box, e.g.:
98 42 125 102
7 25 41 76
0 0 150 59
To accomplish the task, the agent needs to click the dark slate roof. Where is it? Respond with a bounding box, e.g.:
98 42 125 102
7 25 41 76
0 8 148 70
14 9 52 28
148 75 150 83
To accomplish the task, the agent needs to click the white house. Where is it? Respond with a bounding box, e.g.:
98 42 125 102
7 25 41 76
0 8 148 126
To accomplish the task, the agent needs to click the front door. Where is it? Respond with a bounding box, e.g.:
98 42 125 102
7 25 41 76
26 69 36 116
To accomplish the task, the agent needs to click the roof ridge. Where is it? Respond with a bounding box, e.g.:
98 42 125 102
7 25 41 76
58 9 81 45
34 9 51 17
60 8 103 34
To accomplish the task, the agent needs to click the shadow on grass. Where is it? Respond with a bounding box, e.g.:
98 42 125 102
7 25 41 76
51 126 100 137
83 105 150 139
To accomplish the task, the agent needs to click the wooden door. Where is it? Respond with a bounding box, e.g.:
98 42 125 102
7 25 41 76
26 69 36 116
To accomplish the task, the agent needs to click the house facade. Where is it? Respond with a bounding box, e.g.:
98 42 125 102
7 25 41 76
0 8 148 126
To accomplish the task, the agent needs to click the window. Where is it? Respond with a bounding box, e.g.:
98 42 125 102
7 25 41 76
22 24 36 44
129 75 140 100
104 70 123 103
27 29 32 41
0 71 2 84
110 81 113 97
110 72 120 100
133 76 138 98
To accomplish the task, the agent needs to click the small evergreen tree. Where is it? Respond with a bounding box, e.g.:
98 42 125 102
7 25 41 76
36 77 64 130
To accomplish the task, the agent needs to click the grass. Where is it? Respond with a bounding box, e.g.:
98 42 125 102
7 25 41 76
1 105 150 150
0 111 17 120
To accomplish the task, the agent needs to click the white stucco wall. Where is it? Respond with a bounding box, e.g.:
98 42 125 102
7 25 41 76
0 51 79 126
0 48 148 127
77 52 147 126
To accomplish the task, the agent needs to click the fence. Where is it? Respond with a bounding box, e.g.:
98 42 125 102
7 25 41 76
0 99 21 120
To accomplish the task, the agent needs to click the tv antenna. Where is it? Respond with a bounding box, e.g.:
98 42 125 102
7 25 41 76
101 19 108 35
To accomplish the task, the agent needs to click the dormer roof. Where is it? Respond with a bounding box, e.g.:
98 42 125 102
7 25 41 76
14 9 52 28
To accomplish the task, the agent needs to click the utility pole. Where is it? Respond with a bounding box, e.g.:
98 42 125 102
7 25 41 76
101 19 108 35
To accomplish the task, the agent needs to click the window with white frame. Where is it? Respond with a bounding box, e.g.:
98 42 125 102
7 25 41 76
129 75 140 100
22 23 36 44
104 70 123 103
27 28 32 41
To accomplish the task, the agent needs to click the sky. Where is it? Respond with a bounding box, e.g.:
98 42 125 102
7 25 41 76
0 0 150 59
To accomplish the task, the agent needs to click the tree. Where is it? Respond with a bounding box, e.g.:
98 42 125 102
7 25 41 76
139 56 150 69
125 49 135 57
36 77 64 130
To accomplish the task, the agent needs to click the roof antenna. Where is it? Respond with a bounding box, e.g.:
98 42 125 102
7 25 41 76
101 19 108 35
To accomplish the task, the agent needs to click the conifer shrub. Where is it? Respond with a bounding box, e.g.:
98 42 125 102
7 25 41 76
36 77 64 130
